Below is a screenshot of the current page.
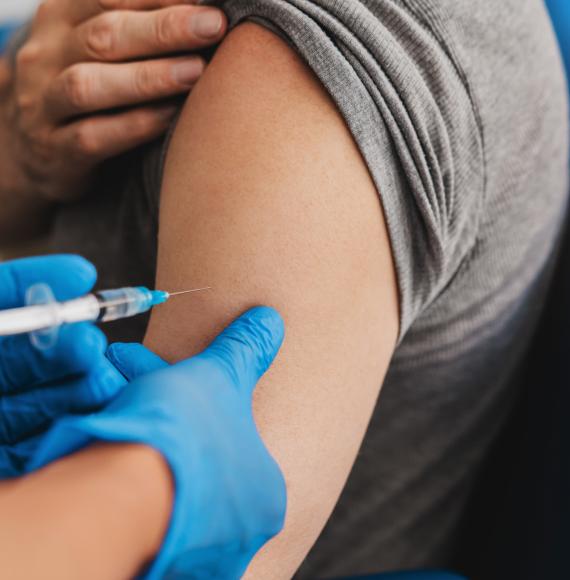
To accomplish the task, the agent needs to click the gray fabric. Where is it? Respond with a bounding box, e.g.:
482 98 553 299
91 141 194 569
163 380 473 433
45 0 569 576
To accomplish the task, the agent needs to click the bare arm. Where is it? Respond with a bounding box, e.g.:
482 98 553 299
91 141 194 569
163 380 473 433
0 444 172 579
145 22 399 577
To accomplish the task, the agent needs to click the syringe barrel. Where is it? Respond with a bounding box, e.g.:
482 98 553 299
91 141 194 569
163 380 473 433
96 287 154 322
0 287 159 338
0 295 100 336
0 304 59 336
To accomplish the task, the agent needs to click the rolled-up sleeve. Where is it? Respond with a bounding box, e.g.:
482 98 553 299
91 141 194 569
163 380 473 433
206 0 486 339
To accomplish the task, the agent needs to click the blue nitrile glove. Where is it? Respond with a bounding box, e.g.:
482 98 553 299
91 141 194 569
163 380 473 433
0 255 125 477
31 306 287 580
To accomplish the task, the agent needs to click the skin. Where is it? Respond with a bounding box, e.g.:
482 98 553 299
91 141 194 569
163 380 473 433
0 0 227 242
145 22 400 577
0 6 399 578
0 443 173 579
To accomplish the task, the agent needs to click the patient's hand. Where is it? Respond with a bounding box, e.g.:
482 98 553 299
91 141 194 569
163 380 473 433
0 0 226 204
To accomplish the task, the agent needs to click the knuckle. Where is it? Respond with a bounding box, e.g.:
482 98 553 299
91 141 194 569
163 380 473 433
15 43 41 70
13 92 39 130
134 65 170 97
62 67 90 109
84 13 119 60
133 65 154 97
15 93 36 116
27 128 53 162
130 112 155 136
155 11 180 49
73 124 99 157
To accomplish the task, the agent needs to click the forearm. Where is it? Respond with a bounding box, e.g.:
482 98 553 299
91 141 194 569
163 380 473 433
0 443 173 579
0 58 53 243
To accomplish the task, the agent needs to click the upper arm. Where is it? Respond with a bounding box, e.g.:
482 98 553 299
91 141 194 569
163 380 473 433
144 22 399 577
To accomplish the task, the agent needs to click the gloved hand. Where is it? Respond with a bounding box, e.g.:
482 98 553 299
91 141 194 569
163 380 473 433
31 306 287 580
0 255 125 477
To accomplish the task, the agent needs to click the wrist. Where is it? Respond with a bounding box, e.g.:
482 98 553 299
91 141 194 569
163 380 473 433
48 443 175 572
72 443 174 575
0 443 174 580
113 443 175 566
78 443 175 570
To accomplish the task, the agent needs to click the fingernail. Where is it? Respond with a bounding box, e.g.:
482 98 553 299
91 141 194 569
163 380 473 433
192 10 223 39
171 59 204 86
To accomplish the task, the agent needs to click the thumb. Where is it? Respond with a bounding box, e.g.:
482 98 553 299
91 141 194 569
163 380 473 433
106 343 169 381
201 306 285 395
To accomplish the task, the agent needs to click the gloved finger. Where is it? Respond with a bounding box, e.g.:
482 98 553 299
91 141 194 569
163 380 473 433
196 306 285 396
107 342 169 381
0 324 107 395
0 363 125 445
0 435 41 478
0 255 96 309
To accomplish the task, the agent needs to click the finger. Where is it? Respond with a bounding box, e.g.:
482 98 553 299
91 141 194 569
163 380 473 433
0 255 96 309
0 324 107 395
53 104 178 164
46 57 203 120
0 365 125 446
73 6 226 63
63 0 202 25
107 342 169 380
196 307 286 396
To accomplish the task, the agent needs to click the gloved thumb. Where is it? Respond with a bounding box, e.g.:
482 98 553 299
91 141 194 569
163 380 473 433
201 306 285 396
106 343 169 381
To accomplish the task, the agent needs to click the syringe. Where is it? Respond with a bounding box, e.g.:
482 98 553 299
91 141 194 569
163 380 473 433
0 286 210 339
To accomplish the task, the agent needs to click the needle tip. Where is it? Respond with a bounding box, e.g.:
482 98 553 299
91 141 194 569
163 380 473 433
167 287 212 297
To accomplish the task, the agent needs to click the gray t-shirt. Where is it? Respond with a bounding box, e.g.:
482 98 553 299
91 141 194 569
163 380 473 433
41 0 569 576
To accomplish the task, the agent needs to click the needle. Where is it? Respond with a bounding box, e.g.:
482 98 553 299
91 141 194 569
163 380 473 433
168 287 212 297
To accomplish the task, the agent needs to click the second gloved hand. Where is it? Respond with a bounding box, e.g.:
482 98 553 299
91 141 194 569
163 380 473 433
0 255 126 477
30 307 287 580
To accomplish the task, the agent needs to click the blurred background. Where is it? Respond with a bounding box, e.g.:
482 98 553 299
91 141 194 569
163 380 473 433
2 0 37 20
